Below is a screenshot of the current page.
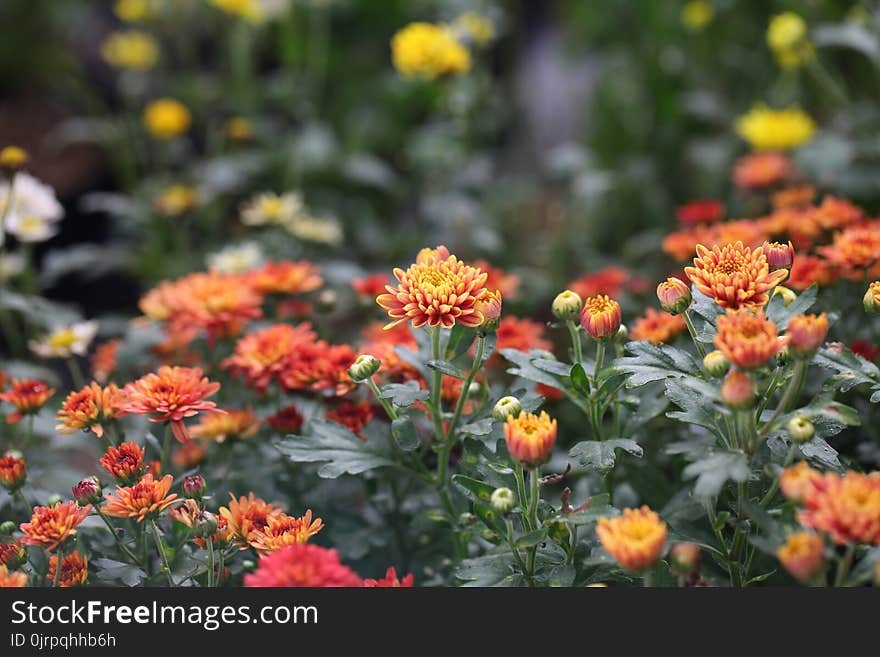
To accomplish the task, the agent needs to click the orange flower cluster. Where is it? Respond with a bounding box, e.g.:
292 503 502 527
714 310 785 370
0 540 26 569
0 454 26 491
48 550 89 587
219 493 282 547
20 501 92 551
55 382 125 439
0 564 27 587
0 379 55 423
191 409 260 443
596 506 667 571
246 510 324 554
495 317 553 354
100 441 146 484
266 404 305 433
786 313 828 358
780 461 823 503
685 242 788 310
630 308 687 344
504 411 557 466
820 221 880 279
473 260 520 299
376 245 490 330
119 366 221 443
569 266 647 299
103 474 178 522
797 471 880 545
352 273 390 301
325 400 374 439
244 544 363 587
777 532 825 582
248 260 323 296
732 152 792 190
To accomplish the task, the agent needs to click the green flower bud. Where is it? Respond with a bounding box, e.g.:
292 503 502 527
703 350 730 378
0 520 16 535
786 416 814 444
46 494 63 507
490 487 515 513
552 290 583 321
492 396 523 420
348 354 381 382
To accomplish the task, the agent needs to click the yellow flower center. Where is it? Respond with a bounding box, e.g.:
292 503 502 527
49 329 78 349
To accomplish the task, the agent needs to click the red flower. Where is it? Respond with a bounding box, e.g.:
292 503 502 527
363 567 414 587
244 544 363 587
266 404 305 433
325 400 374 439
676 199 725 225
100 441 146 484
0 379 55 423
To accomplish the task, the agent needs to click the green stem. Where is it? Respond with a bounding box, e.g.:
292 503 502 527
755 367 781 422
446 335 485 440
429 326 444 440
566 320 583 365
15 488 30 513
505 518 530 582
206 537 215 588
683 311 707 358
756 360 807 442
150 519 175 586
98 510 140 564
759 443 798 507
593 342 606 383
642 569 654 588
160 424 173 474
526 466 541 579
53 546 63 587
65 357 84 389
365 376 398 420
834 544 856 587
216 550 225 588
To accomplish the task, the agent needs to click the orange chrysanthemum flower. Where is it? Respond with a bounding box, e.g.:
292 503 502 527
352 273 391 301
787 254 837 291
56 382 126 439
248 260 323 296
814 195 863 231
772 185 815 210
100 441 146 484
0 454 26 491
20 501 92 551
91 339 120 384
662 227 714 262
786 313 828 358
219 493 283 547
714 310 785 370
780 461 823 503
325 400 374 439
732 152 792 190
580 295 622 341
0 379 55 424
222 323 317 393
363 567 415 587
171 441 206 469
798 471 880 545
777 532 825 582
191 409 260 443
630 308 687 344
596 506 668 572
685 242 789 310
119 366 221 443
376 247 489 330
0 540 26 569
103 474 178 522
48 550 88 587
504 411 557 466
820 222 880 278
568 266 630 299
676 199 725 225
495 317 553 354
246 510 324 554
281 341 357 396
0 564 27 588
244 544 362 587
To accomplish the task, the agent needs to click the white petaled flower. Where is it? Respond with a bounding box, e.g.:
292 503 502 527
206 242 264 273
0 253 25 282
29 320 99 359
240 192 303 227
285 215 343 245
0 173 64 244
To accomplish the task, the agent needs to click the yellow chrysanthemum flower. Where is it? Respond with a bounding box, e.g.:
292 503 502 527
391 22 471 80
767 12 813 69
143 98 191 140
681 1 714 32
735 105 816 151
100 31 159 71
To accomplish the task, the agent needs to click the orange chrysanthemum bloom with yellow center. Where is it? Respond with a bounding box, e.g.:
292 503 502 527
714 310 785 370
219 493 283 547
596 506 667 571
246 510 324 554
56 382 126 439
103 474 178 522
119 366 221 443
191 408 260 443
100 441 146 485
0 379 55 423
376 247 489 330
820 223 880 277
580 295 622 340
20 501 92 551
48 550 88 587
630 308 687 344
0 564 27 588
222 323 318 393
685 241 788 310
779 461 823 503
248 260 323 296
504 411 557 466
776 532 824 582
798 471 880 545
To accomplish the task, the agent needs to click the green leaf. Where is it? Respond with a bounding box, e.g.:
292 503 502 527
765 284 817 330
682 451 750 498
427 359 466 379
814 22 880 59
569 439 643 473
814 347 880 393
378 381 429 407
274 419 394 478
665 376 722 430
391 416 420 451
456 552 520 586
459 418 495 436
501 349 566 390
570 363 591 396
615 341 703 387
554 493 617 526
445 325 476 360
515 528 549 549
799 437 843 471
93 558 147 587
451 474 496 505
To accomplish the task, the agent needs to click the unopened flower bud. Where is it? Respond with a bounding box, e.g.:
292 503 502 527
703 350 729 378
467 381 482 398
477 290 503 333
46 494 63 507
504 411 557 466
656 277 692 315
0 454 26 492
72 477 102 506
786 313 828 359
581 295 622 341
348 354 381 382
0 521 16 536
786 416 814 444
722 370 754 409
616 324 629 342
192 511 219 538
492 396 522 420
773 285 796 307
0 145 28 178
490 487 515 513
0 539 25 569
763 240 795 272
182 474 207 500
552 290 583 321
669 542 701 575
864 282 880 314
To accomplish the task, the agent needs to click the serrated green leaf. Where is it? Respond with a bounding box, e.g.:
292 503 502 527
459 417 495 436
451 474 496 504
515 528 549 549
616 341 703 387
765 284 817 330
379 381 429 407
274 419 394 478
426 359 467 379
391 416 420 451
683 451 750 498
569 439 643 472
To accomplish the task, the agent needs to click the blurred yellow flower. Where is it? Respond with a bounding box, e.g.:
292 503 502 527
767 12 813 69
143 98 191 140
225 116 254 141
454 12 495 46
114 0 153 22
210 0 288 23
681 1 714 32
286 215 343 245
100 31 159 71
735 104 816 151
153 184 199 216
240 191 303 226
391 22 471 79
